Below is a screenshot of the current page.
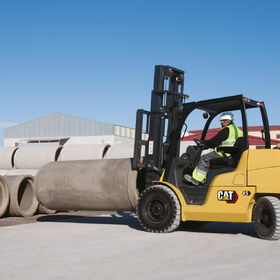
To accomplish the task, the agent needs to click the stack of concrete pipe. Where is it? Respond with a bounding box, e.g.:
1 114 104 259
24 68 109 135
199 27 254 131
0 145 63 217
0 142 140 217
0 147 37 217
0 140 193 218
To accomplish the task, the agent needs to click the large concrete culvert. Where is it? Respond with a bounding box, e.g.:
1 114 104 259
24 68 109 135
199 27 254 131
35 158 139 211
5 175 39 217
57 144 111 161
13 145 62 169
0 176 10 217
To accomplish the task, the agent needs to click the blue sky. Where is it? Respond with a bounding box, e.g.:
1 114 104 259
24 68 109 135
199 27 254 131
0 0 279 144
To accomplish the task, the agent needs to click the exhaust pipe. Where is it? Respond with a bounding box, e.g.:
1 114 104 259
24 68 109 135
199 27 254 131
5 175 39 217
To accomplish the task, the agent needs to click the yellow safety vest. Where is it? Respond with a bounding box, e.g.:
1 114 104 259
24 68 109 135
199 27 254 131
215 124 243 157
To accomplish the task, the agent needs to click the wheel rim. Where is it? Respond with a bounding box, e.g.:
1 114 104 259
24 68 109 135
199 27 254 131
254 198 278 239
258 206 273 230
147 198 167 222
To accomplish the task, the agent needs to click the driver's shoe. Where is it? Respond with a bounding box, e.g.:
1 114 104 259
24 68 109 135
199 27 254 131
184 174 200 186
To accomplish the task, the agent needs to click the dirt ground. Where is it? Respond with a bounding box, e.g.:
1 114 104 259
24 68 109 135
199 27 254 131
0 211 116 227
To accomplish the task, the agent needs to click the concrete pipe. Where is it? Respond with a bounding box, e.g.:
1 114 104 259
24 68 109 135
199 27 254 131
57 144 110 161
103 143 134 159
14 145 62 169
5 175 39 217
0 176 10 217
35 158 139 211
0 147 18 169
38 204 57 214
0 169 38 176
103 143 146 159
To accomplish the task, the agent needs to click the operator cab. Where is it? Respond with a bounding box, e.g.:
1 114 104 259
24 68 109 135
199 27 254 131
133 66 271 206
171 95 271 205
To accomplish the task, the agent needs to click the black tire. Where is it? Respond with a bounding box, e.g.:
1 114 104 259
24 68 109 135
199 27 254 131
136 185 181 233
253 196 280 240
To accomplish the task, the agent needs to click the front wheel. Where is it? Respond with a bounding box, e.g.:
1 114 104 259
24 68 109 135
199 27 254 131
253 196 280 240
136 185 181 233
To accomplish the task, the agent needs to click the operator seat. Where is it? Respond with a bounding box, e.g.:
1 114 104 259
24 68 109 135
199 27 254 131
208 137 246 169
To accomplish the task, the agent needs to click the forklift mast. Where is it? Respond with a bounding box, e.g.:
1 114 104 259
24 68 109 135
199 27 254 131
133 65 189 183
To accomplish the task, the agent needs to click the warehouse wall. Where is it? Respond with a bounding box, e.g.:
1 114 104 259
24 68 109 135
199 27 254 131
4 135 135 147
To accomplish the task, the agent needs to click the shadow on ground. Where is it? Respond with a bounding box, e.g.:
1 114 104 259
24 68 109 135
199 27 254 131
37 212 142 231
179 220 257 238
37 212 257 238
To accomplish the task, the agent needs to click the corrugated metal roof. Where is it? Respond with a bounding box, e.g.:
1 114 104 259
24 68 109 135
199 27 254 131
4 113 115 138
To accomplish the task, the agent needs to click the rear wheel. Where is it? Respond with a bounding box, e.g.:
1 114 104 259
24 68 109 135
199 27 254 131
253 196 280 240
136 185 181 233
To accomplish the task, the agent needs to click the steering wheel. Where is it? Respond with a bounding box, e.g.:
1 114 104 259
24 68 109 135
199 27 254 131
193 139 204 148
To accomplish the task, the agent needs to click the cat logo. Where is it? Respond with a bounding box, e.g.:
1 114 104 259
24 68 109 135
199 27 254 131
217 190 238 203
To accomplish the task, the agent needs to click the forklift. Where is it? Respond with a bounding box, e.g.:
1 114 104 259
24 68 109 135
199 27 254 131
133 65 280 240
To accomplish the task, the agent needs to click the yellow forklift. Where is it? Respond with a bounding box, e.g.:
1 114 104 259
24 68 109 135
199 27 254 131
133 65 280 240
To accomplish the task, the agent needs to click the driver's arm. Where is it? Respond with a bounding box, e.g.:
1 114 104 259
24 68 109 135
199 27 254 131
204 127 229 148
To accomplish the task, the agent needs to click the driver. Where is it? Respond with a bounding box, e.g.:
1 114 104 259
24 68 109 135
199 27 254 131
184 112 243 185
